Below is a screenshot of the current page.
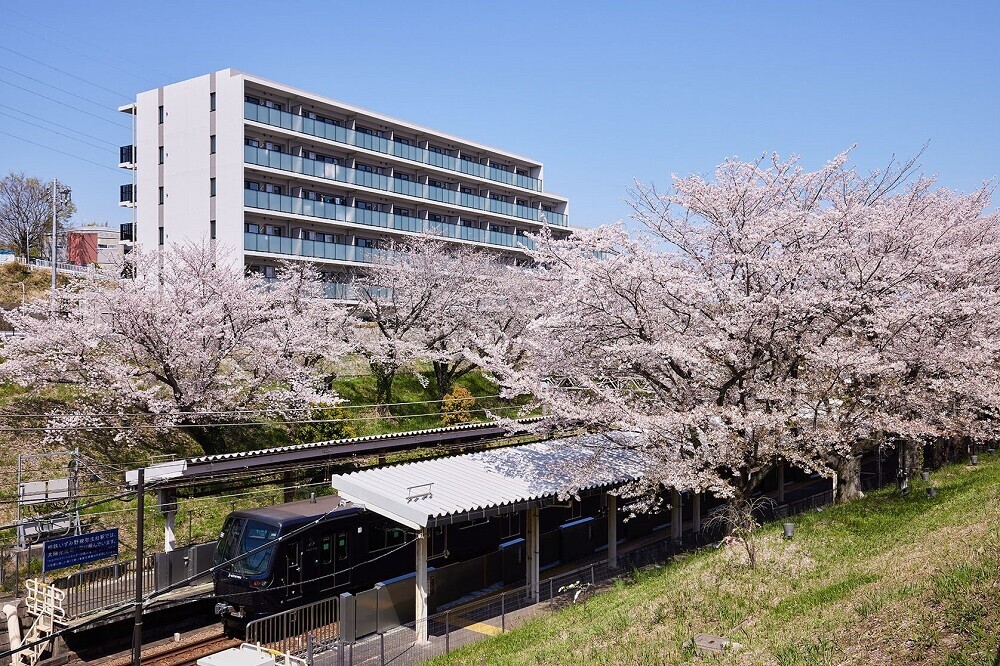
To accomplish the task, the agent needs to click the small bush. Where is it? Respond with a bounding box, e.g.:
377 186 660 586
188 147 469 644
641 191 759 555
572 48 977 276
441 386 476 425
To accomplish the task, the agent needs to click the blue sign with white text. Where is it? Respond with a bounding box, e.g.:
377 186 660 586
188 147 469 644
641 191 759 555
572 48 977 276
43 528 119 572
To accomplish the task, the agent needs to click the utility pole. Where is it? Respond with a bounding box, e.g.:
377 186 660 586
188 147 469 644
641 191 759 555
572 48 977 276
51 179 57 291
132 468 144 666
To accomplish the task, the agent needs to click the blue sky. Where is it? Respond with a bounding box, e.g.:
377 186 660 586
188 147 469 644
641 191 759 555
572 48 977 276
0 1 997 230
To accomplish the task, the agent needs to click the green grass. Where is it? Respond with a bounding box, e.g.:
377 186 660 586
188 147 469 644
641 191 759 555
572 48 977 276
431 457 1000 666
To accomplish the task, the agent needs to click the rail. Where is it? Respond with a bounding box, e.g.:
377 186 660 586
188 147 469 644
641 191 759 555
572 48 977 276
246 594 339 656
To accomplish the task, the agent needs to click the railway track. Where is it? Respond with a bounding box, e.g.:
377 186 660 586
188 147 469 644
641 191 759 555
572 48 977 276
139 634 241 666
70 628 239 666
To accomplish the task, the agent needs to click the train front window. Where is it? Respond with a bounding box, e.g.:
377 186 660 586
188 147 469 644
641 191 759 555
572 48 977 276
213 516 279 575
238 520 279 575
214 516 246 565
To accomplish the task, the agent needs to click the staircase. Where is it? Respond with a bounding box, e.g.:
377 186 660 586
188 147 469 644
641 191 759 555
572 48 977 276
11 580 66 666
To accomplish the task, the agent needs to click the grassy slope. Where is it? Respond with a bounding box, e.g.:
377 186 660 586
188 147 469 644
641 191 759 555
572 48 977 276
435 457 1000 666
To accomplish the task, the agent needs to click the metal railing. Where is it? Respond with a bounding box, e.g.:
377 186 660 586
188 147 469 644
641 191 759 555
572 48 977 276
53 555 156 619
246 594 339 656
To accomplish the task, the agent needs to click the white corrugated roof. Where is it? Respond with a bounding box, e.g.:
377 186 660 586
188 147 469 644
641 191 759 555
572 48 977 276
330 433 644 529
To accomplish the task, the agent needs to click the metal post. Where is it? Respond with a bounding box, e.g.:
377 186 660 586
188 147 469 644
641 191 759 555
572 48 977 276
500 592 505 632
379 632 385 665
590 564 595 586
132 468 144 666
877 444 883 488
51 179 57 292
445 611 450 654
307 633 314 666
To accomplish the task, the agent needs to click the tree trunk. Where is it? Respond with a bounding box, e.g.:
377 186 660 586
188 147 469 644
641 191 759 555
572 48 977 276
185 423 230 456
834 454 863 503
899 438 923 476
370 360 396 416
432 360 453 403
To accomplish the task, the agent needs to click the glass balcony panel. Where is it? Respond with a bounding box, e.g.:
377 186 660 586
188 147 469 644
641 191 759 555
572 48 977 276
245 102 559 206
488 166 515 186
459 159 486 178
515 204 540 222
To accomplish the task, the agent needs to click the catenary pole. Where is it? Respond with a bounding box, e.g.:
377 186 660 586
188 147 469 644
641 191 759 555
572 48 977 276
132 468 144 666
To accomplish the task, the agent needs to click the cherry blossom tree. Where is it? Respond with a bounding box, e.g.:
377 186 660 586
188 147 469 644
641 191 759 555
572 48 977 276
0 241 343 455
348 237 514 409
500 151 1000 506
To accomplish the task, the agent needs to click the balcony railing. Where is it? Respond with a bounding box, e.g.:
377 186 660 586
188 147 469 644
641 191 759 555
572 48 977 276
244 145 567 227
119 184 135 205
245 232 388 264
243 189 536 252
244 101 547 194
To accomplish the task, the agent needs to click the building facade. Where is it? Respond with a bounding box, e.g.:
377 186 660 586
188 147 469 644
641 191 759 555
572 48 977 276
119 69 571 286
65 224 124 267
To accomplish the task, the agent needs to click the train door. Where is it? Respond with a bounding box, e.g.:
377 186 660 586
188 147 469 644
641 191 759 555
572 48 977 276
334 530 351 587
302 536 321 600
286 542 301 600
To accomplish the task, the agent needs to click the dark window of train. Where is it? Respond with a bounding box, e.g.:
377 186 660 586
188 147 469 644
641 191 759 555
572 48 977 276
321 536 333 564
336 532 348 562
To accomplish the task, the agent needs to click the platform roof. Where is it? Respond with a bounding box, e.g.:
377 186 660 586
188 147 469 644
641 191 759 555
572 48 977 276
124 419 541 490
330 433 644 529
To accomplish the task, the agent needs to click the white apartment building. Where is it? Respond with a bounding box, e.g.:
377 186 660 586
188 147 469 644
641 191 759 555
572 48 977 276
118 69 571 290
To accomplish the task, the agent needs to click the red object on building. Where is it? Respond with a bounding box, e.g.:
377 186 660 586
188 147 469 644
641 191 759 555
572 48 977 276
66 232 98 265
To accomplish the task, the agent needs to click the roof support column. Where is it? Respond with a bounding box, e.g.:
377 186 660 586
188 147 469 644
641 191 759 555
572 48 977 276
607 493 617 569
415 527 429 644
671 490 683 543
157 489 177 553
525 507 539 603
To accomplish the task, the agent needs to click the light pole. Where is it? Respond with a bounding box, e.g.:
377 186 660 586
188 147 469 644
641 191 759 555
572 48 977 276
17 282 25 306
51 179 71 292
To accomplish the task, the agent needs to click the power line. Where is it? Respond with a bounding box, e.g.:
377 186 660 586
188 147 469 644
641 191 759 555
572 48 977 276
0 129 121 173
0 109 115 153
0 395 513 420
0 102 118 146
0 15 166 85
0 407 530 432
0 75 128 128
0 64 126 117
0 45 131 99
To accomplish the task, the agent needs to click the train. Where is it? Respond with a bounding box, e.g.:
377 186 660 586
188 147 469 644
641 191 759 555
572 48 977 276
211 449 897 634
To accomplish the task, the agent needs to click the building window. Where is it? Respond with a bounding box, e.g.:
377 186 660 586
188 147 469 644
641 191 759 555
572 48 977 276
395 207 411 217
210 178 216 197
158 187 164 204
245 138 260 149
158 227 164 245
210 135 216 154
264 141 282 152
158 105 164 124
158 146 164 164
210 92 216 111
210 220 216 239
427 213 443 223
245 223 260 234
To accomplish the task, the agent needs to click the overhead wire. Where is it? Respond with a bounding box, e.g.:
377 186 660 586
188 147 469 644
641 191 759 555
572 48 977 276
0 15 167 85
0 394 515 420
0 407 531 432
0 64 126 113
0 75 128 128
0 44 132 98
0 129 122 173
0 109 115 152
0 103 118 146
